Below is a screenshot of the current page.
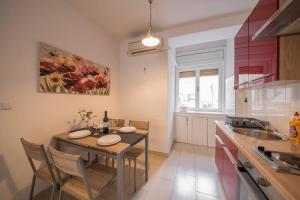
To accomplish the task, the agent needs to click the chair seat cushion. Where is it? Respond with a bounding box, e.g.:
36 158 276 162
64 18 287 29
62 163 115 200
124 147 144 160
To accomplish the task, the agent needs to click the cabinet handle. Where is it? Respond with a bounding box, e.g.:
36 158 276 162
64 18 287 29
235 162 268 200
223 146 237 165
244 161 253 169
256 177 271 187
250 73 273 83
234 81 249 87
215 135 224 146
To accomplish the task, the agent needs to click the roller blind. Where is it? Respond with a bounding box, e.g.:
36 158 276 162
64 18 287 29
176 50 224 67
179 71 196 78
200 69 219 77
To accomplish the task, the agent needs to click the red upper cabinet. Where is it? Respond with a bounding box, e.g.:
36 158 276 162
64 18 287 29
234 19 249 89
234 0 279 89
248 0 279 85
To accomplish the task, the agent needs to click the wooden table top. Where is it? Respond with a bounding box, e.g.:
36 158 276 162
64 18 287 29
54 129 148 155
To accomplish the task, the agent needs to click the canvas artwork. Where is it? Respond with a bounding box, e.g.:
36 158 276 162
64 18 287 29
39 43 110 95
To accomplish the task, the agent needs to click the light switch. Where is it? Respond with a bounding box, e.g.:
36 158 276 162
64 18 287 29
0 103 12 110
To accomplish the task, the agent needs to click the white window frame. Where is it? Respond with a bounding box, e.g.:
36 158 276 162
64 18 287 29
175 61 225 113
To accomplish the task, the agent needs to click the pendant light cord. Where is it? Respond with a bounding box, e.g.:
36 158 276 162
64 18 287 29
142 0 160 46
149 0 153 32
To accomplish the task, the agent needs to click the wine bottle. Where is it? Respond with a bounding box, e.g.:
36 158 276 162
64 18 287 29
103 111 109 134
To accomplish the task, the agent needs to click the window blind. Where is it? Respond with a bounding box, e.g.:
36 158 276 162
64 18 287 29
200 69 219 77
179 71 196 78
176 50 224 67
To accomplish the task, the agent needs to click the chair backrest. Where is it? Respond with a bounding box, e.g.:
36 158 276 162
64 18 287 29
129 120 150 131
109 119 125 128
20 138 56 182
48 146 93 199
48 146 83 178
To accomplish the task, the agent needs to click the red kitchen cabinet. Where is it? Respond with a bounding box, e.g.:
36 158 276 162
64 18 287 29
215 127 238 200
215 130 224 179
234 18 249 89
234 0 279 89
223 147 237 200
248 0 278 85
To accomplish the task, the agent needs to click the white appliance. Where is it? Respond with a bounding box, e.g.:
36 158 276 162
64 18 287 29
236 151 285 200
127 39 163 56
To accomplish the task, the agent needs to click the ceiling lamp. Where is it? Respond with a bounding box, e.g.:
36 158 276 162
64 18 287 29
142 0 160 47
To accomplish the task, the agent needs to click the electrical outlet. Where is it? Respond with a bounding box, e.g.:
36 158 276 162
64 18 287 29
0 103 12 110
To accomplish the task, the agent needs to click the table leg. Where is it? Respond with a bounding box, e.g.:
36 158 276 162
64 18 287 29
117 153 124 200
86 151 95 167
145 135 149 182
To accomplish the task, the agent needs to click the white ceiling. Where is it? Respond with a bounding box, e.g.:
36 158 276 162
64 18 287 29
67 0 257 40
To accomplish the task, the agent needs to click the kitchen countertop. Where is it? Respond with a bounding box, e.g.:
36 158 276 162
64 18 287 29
215 120 300 200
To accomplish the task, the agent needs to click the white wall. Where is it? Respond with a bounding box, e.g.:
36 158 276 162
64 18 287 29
236 83 300 135
119 12 249 153
167 48 176 152
0 0 120 199
119 42 169 153
225 38 236 116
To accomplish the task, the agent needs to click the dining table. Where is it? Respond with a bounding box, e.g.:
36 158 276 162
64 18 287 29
53 128 149 200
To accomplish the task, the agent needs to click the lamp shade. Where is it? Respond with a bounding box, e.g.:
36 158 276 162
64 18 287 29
142 34 160 47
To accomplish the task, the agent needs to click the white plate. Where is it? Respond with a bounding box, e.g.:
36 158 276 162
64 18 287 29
119 126 136 133
68 130 91 139
97 134 121 146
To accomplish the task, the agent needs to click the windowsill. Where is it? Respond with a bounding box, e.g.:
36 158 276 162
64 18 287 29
175 110 225 117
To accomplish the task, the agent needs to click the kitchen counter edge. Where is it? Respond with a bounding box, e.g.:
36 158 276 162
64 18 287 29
215 120 300 200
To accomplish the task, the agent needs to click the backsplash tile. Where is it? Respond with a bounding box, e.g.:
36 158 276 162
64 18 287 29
235 83 300 135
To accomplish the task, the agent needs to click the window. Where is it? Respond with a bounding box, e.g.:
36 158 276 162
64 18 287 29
199 69 219 110
176 65 223 112
178 71 196 109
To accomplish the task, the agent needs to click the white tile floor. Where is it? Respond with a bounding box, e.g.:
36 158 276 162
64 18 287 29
36 143 225 200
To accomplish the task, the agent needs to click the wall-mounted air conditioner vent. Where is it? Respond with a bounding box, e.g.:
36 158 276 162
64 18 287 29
127 39 163 56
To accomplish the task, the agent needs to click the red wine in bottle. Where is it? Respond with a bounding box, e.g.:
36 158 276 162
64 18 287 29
103 111 109 134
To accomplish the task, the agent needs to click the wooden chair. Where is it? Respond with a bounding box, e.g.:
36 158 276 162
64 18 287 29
109 118 125 128
20 138 57 200
124 120 149 192
48 146 115 200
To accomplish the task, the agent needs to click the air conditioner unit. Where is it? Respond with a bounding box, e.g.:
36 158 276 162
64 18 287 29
127 39 163 56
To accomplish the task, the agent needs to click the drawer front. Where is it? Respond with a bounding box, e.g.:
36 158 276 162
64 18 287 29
223 146 238 200
216 126 238 200
216 127 238 159
215 133 224 177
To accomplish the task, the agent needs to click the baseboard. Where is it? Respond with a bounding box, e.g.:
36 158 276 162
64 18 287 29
149 150 169 157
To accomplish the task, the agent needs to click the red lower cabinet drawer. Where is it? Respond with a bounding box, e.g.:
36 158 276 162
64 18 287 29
223 146 238 200
215 127 238 200
215 134 224 178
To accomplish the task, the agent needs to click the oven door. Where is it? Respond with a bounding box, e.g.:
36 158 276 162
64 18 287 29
236 161 268 200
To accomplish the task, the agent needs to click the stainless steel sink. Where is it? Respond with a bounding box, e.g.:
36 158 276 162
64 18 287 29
232 127 288 140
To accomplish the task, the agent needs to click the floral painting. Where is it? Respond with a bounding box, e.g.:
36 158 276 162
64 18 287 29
39 42 110 95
